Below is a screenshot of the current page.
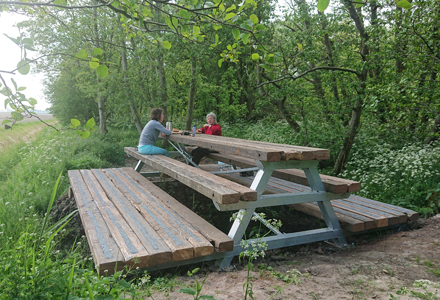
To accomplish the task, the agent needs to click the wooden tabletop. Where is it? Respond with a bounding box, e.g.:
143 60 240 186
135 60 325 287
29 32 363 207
167 133 329 162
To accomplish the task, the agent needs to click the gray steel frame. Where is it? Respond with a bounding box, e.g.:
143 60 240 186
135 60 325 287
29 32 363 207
132 142 348 271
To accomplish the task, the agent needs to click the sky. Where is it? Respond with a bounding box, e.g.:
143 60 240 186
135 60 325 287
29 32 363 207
0 12 48 111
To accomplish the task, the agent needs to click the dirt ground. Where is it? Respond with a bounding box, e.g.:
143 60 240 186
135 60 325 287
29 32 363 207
122 158 440 300
149 215 440 300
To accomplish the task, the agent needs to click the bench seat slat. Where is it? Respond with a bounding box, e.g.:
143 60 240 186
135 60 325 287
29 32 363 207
90 169 173 266
102 168 214 259
80 170 151 266
120 168 233 253
197 151 360 193
68 170 125 275
124 147 257 204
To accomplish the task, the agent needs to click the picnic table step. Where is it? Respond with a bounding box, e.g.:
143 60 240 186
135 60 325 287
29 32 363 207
124 147 257 204
68 167 233 275
189 149 360 193
199 164 419 233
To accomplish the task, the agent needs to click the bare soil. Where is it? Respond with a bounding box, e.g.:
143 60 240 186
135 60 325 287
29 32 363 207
123 156 440 300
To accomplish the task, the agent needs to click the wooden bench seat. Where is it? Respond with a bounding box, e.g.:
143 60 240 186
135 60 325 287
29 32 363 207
68 167 233 275
124 147 257 204
199 164 419 233
190 149 360 194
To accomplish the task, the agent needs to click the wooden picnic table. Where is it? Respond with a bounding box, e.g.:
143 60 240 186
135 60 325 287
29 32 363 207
162 133 350 269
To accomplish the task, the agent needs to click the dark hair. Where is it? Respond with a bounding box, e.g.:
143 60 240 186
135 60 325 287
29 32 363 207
150 108 163 121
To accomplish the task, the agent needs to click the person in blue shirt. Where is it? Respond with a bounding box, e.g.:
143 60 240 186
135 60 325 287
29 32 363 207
137 108 172 156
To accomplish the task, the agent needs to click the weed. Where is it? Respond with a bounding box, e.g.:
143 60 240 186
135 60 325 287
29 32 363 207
178 268 215 300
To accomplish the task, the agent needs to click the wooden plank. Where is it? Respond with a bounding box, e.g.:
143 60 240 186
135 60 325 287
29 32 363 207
192 135 330 161
119 168 233 253
90 169 173 266
125 147 252 204
103 167 213 260
203 152 361 193
80 170 151 267
350 195 419 221
103 168 214 258
199 165 370 232
331 200 389 228
343 197 408 224
68 170 125 275
167 135 283 161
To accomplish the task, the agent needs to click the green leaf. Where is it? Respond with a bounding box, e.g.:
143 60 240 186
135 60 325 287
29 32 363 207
162 41 172 49
2 119 12 125
53 0 67 5
215 34 219 44
255 24 266 31
118 279 131 289
80 131 91 139
242 33 250 44
213 24 222 31
297 43 303 51
29 98 37 105
250 14 259 24
251 53 260 61
197 35 204 42
218 58 224 67
179 9 190 18
11 111 24 121
3 33 20 46
22 38 33 46
396 0 412 9
96 65 109 79
179 288 196 295
226 4 236 12
71 119 81 127
165 17 173 29
225 13 236 20
200 296 216 300
17 60 30 75
92 48 103 56
89 58 99 69
232 28 240 41
111 0 119 8
317 0 330 12
240 23 252 30
172 17 178 28
11 78 17 90
86 117 95 129
193 26 201 35
75 49 87 60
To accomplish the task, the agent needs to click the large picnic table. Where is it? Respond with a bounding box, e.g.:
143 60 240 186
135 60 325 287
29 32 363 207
163 133 350 269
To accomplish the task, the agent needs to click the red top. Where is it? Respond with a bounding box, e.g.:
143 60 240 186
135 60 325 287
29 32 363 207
200 123 222 136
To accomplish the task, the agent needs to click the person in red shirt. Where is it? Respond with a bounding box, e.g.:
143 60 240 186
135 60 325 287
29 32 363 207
197 112 222 136
191 112 222 165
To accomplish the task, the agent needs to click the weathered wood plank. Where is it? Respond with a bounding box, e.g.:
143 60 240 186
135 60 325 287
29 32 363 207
350 195 419 221
103 167 213 260
80 170 151 267
125 147 254 204
202 151 360 193
190 135 330 161
167 135 283 161
91 169 173 266
331 200 389 228
68 170 124 275
119 168 233 253
343 197 407 224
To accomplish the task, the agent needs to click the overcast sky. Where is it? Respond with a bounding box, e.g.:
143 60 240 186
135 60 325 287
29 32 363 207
0 12 48 111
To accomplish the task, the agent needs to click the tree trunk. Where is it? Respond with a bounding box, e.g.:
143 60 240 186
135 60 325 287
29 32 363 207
94 6 106 134
185 57 197 130
120 27 143 134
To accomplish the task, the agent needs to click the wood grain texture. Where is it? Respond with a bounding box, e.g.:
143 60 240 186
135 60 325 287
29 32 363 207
104 168 214 258
202 151 360 193
68 170 125 275
124 147 256 204
120 168 233 253
80 170 151 267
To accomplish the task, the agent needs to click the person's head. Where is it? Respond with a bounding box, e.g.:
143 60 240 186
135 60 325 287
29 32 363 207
150 108 163 121
206 112 216 125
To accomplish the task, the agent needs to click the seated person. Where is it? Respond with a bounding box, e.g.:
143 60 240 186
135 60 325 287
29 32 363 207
191 112 221 165
138 108 172 156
